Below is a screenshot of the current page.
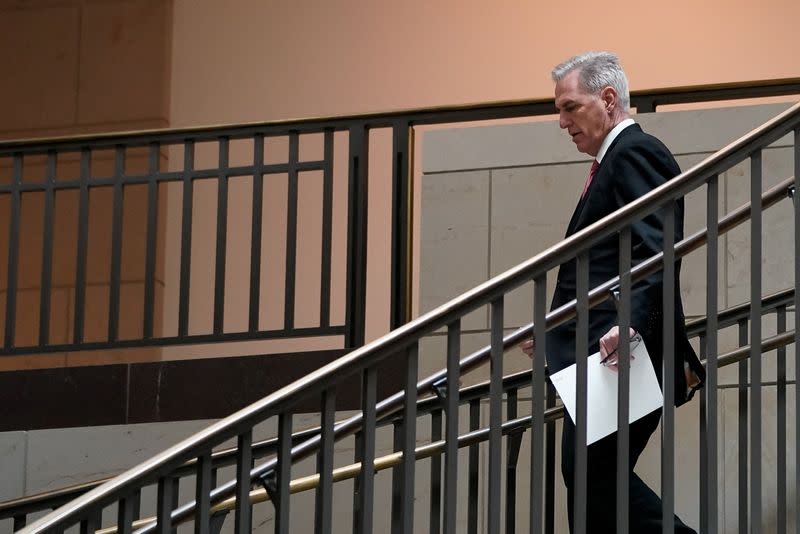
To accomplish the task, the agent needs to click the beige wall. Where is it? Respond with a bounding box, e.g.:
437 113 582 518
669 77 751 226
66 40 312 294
0 0 173 369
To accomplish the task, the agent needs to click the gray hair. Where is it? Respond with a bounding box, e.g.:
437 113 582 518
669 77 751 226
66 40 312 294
551 51 630 111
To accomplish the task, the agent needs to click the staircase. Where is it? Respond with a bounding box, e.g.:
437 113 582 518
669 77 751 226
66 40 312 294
1 83 799 534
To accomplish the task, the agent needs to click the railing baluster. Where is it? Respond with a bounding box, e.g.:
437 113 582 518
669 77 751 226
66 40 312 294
531 274 547 534
315 389 335 534
706 174 720 534
178 141 195 338
698 333 708 534
357 367 377 534
505 388 520 534
468 398 480 534
776 305 787 533
487 296 504 534
107 146 125 342
4 153 21 349
617 226 631 534
13 514 26 532
661 204 676 534
234 430 253 534
443 320 461 534
429 409 442 534
737 319 748 534
391 419 403 534
390 121 411 330
118 495 135 534
275 412 292 534
345 125 368 348
73 148 90 344
284 133 299 332
545 380 556 534
320 129 334 328
750 152 762 533
213 138 230 335
143 143 160 339
196 452 212 534
38 151 56 346
400 342 418 534
248 134 264 333
573 252 589 534
794 126 800 534
156 476 174 534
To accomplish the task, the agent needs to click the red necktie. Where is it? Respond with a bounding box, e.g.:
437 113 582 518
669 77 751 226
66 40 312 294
581 159 600 198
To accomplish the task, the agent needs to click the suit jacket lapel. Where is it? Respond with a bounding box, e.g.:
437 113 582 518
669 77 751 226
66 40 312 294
564 124 643 236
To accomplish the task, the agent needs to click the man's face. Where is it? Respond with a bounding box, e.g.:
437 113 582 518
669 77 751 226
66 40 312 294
554 70 613 157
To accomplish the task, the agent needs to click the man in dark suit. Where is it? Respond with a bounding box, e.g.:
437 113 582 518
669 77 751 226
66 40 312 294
522 51 704 532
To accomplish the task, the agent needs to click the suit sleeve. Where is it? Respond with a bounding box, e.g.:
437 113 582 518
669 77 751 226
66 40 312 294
607 140 682 343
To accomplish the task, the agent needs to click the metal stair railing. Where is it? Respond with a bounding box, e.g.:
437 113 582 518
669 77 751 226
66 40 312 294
15 101 800 534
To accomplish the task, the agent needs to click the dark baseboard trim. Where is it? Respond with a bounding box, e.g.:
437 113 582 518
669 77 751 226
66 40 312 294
0 348 406 431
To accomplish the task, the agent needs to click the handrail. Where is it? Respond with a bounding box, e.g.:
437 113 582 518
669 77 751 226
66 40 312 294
1 77 798 150
93 326 798 534
18 100 800 534
4 283 793 523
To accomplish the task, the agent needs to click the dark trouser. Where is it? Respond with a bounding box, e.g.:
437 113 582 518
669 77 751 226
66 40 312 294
561 409 696 533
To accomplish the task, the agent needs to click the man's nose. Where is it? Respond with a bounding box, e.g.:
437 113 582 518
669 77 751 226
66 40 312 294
559 113 569 129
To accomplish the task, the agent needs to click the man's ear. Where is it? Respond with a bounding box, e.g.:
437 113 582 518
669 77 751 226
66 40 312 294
600 86 617 113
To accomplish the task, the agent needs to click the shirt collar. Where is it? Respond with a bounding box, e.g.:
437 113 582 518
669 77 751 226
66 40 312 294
596 118 635 163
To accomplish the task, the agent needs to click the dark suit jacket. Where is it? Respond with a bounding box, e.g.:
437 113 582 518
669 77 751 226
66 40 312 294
545 123 705 406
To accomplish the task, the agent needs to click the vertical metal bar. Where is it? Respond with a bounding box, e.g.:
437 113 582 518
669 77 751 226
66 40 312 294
505 388 518 534
118 496 135 534
443 320 461 534
545 380 556 534
794 127 800 534
390 122 411 329
79 514 99 534
750 152 762 533
487 297 504 534
345 125 368 347
661 204 676 534
107 146 125 342
706 174 719 534
143 143 159 339
616 227 631 534
38 151 56 346
357 367 377 534
531 274 547 534
320 129 334 328
430 409 442 534
213 138 230 335
178 141 195 337
5 154 21 349
196 453 212 534
275 412 292 534
737 320 748 534
573 252 589 534
352 430 363 534
234 430 253 534
777 306 787 533
72 148 91 344
249 134 265 333
400 342 418 534
156 476 174 534
130 488 142 521
13 515 26 532
284 132 299 332
391 419 403 534
698 334 708 534
315 388 336 534
468 398 480 534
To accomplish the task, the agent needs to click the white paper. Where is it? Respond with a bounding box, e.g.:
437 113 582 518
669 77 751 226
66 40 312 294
549 334 663 444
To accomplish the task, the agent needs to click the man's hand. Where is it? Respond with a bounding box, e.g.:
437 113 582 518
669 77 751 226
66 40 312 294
598 326 636 370
519 337 535 358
